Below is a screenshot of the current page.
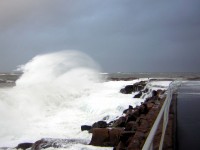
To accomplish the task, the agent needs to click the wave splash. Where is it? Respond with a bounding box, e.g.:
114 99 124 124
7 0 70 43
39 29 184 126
0 50 102 146
15 50 101 106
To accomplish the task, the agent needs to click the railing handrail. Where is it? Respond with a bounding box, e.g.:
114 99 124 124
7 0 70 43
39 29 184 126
142 82 175 150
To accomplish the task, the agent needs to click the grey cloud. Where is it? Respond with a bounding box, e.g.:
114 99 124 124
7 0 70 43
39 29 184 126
0 0 200 72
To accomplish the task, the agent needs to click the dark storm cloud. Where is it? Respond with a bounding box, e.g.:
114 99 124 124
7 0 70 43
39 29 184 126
0 0 200 72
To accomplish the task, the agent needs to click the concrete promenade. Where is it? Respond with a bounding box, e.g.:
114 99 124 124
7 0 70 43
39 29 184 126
177 81 200 150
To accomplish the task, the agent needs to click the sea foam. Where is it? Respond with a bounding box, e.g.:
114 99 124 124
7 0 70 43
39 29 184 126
0 50 143 149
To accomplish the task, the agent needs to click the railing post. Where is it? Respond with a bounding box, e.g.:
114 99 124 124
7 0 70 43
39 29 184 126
159 87 172 150
142 82 174 150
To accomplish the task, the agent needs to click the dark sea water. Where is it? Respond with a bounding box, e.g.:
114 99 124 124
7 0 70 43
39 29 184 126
2 51 193 149
106 72 200 80
0 73 21 87
1 50 199 149
0 71 199 149
1 72 200 87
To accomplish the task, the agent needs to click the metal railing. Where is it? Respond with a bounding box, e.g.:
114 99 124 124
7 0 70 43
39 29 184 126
142 82 176 150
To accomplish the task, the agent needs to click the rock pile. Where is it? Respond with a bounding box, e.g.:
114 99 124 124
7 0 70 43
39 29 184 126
87 81 166 149
16 143 33 150
15 138 87 150
120 81 147 94
11 80 168 150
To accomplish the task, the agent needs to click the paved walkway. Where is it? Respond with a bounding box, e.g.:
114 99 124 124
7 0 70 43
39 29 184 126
177 81 200 150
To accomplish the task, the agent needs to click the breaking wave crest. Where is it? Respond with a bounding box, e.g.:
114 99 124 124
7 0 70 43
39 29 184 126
0 50 146 149
0 50 102 146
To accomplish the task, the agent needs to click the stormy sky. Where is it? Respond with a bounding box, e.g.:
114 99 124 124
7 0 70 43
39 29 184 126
0 0 200 73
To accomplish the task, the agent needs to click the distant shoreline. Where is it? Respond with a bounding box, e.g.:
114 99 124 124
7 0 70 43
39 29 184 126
1 72 200 83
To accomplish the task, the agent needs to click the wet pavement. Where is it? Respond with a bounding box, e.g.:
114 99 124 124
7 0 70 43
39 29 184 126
177 81 200 150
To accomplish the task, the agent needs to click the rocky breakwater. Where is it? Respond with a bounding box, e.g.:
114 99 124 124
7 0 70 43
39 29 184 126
13 138 88 150
7 80 168 150
86 81 166 150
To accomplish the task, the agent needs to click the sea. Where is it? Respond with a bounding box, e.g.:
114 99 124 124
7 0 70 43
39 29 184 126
0 50 199 150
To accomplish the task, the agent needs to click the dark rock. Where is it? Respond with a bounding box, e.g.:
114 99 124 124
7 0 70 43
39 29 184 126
120 131 135 143
143 88 149 93
157 89 166 99
31 138 87 150
16 143 33 150
115 131 135 150
125 121 138 131
137 118 150 133
134 131 146 141
120 85 133 94
132 81 147 92
146 109 159 125
109 128 123 146
125 109 140 123
89 128 109 146
157 89 163 95
32 139 49 150
112 116 126 127
81 125 92 131
126 113 137 123
102 115 109 120
108 120 114 126
147 102 154 110
132 109 140 117
123 105 133 114
127 139 141 150
115 141 127 150
127 131 146 150
134 92 142 98
145 90 162 102
92 121 108 128
145 97 152 102
152 90 158 97
138 103 148 114
120 81 147 94
89 128 123 147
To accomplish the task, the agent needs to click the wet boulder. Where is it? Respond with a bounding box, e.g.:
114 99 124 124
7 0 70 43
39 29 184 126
90 128 123 147
81 125 92 132
123 105 133 114
115 141 127 150
16 143 33 150
127 131 146 150
92 121 108 128
115 131 135 150
32 139 50 150
112 116 126 127
125 108 140 123
152 90 158 97
138 103 148 114
125 121 138 131
120 81 147 94
137 118 150 133
31 138 87 150
120 131 135 143
120 85 134 94
147 102 154 110
109 128 124 146
132 81 147 92
134 92 142 98
143 88 149 93
89 128 110 146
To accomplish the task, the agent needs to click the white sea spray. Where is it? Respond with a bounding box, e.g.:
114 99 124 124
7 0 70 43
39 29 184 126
0 50 171 149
